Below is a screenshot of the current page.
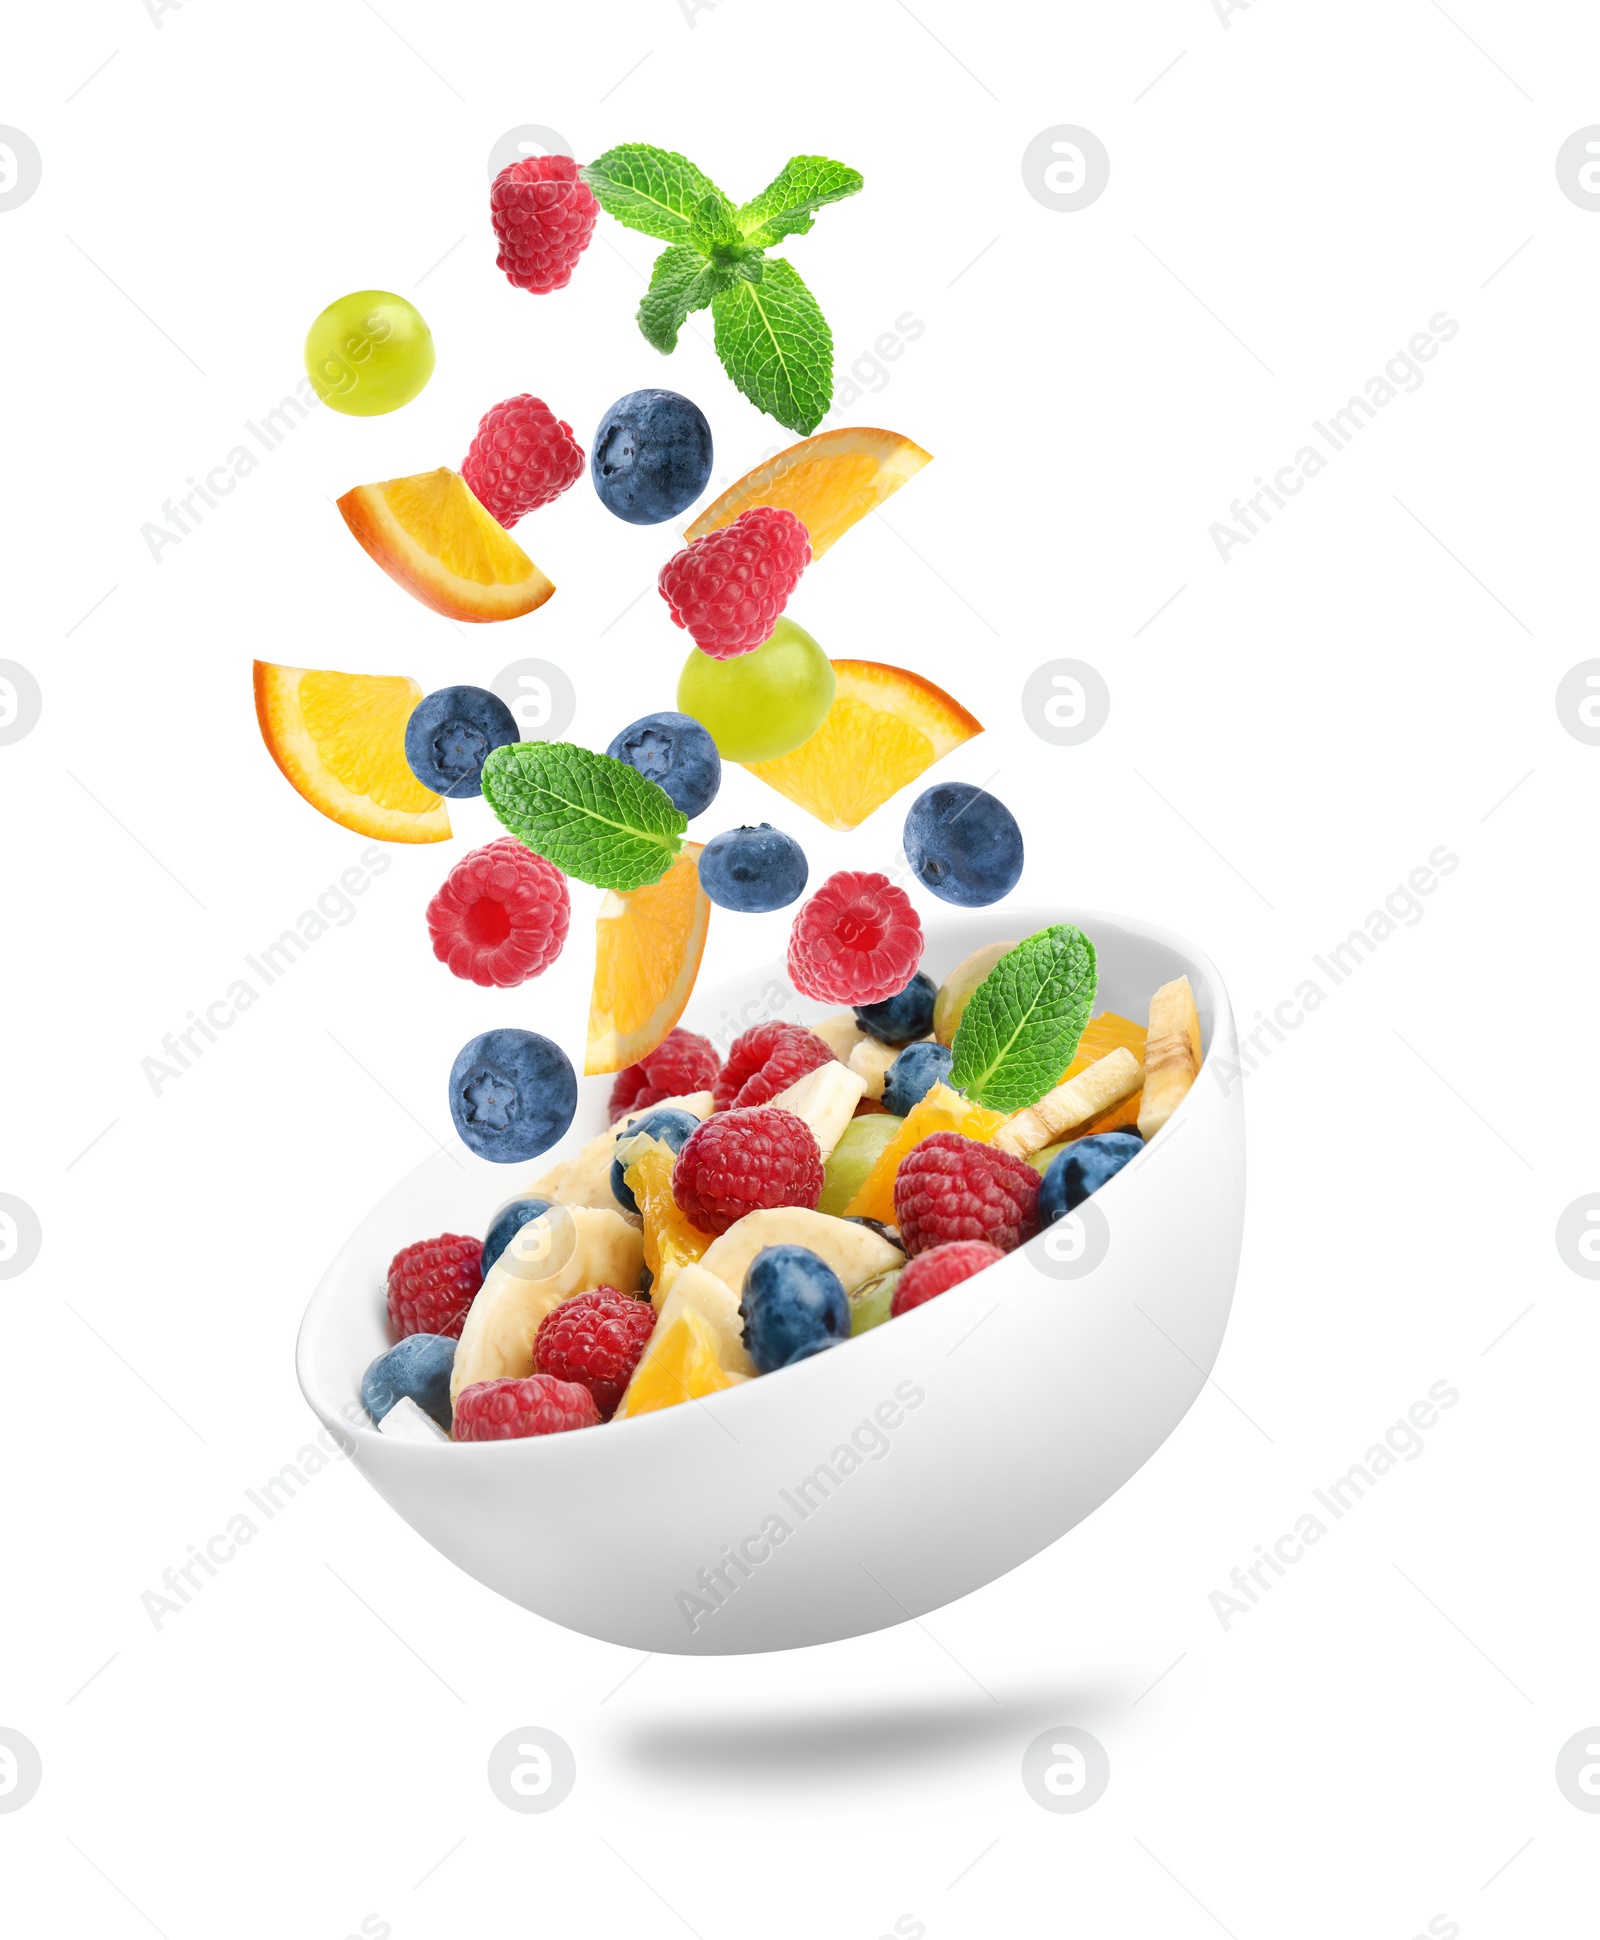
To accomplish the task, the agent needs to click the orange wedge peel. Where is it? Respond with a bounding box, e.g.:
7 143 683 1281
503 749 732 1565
684 427 931 559
586 842 711 1075
337 467 555 623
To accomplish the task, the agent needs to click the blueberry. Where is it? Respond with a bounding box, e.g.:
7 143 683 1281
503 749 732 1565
784 1336 840 1366
481 1195 555 1278
739 1244 850 1373
855 971 937 1045
591 389 713 525
447 1028 576 1163
404 685 519 798
1038 1132 1144 1224
882 1040 954 1116
903 783 1024 907
362 1334 456 1430
697 823 809 912
610 1106 701 1214
606 711 721 817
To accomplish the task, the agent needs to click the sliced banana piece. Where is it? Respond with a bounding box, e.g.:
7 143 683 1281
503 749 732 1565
847 1035 901 1099
700 1206 901 1296
769 1060 867 1161
1138 976 1202 1140
994 1049 1144 1158
529 1090 714 1213
645 1262 755 1377
812 1011 867 1062
450 1206 644 1408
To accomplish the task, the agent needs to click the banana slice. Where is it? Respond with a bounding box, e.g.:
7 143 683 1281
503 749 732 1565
994 1049 1143 1158
847 1035 901 1099
699 1206 901 1296
450 1205 644 1409
1138 976 1202 1140
644 1262 756 1378
769 1060 867 1161
812 1011 867 1062
530 1090 714 1213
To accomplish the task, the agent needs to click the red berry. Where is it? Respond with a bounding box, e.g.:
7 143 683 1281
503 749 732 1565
426 838 570 988
533 1288 655 1420
462 395 584 527
453 1373 600 1441
788 871 924 1006
657 507 811 659
713 1020 834 1111
891 1239 1005 1315
490 154 598 294
387 1234 483 1340
894 1132 1041 1258
609 1028 721 1118
672 1106 824 1236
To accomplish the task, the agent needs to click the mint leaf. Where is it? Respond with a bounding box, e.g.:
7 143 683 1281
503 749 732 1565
949 925 1098 1112
581 145 731 244
711 259 833 435
737 155 864 246
481 743 686 892
638 244 734 353
688 193 766 270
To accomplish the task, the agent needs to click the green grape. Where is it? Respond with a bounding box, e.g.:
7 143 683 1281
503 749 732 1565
849 1266 901 1335
304 290 435 416
818 1113 904 1216
676 617 835 762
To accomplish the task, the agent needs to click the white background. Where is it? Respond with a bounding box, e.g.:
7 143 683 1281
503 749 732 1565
3 1 1597 1934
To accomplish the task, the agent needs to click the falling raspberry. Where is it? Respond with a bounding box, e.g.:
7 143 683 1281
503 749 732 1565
462 395 584 527
657 508 811 659
787 870 923 1005
426 839 570 988
490 154 598 295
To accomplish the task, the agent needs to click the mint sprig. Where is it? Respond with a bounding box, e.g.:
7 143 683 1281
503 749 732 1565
481 742 685 892
949 925 1099 1112
582 143 862 435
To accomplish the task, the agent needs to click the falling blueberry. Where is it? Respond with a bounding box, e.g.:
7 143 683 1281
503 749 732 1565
697 823 809 912
405 685 520 798
591 389 713 525
448 1028 576 1163
902 782 1024 907
607 711 721 817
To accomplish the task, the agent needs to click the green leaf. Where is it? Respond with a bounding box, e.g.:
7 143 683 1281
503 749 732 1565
688 193 767 271
480 743 686 892
638 244 734 353
581 144 732 244
711 259 834 436
737 155 864 246
949 925 1099 1112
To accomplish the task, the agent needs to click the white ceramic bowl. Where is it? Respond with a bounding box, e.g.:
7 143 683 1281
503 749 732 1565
297 906 1243 1655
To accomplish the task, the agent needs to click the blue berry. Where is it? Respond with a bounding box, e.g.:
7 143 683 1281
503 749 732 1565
606 711 721 817
591 389 713 525
1038 1132 1144 1224
855 970 937 1045
447 1028 576 1163
784 1336 840 1366
739 1244 850 1373
362 1334 456 1430
610 1106 701 1214
882 1040 954 1116
697 823 809 912
404 685 519 799
481 1195 554 1278
903 783 1024 907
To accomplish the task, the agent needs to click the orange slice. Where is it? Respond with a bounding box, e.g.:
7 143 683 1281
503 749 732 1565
744 660 982 830
585 843 710 1075
615 1309 732 1420
1059 1012 1148 1134
684 427 931 559
253 661 451 843
843 1083 1009 1224
337 467 555 623
622 1141 711 1304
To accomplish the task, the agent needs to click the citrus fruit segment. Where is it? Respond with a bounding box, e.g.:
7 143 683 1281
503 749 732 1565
683 428 932 559
622 1142 711 1305
586 843 710 1075
337 467 555 622
1060 1011 1148 1134
253 660 451 843
743 660 983 830
615 1308 732 1420
843 1082 1008 1224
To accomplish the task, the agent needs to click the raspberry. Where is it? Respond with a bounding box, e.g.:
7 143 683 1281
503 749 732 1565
386 1234 483 1340
426 838 570 988
788 871 924 1006
657 508 811 660
490 153 598 294
462 395 584 527
534 1288 655 1420
672 1106 824 1235
453 1373 600 1441
891 1239 1005 1315
609 1028 721 1118
894 1132 1041 1258
713 1021 834 1111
